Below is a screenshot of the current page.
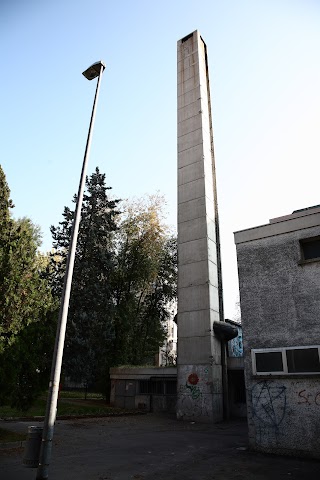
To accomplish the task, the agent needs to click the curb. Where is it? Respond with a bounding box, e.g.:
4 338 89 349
0 411 146 422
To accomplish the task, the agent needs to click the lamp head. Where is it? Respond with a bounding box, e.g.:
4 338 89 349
82 61 106 80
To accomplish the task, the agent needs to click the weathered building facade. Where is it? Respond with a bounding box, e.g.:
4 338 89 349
235 206 320 458
110 319 245 417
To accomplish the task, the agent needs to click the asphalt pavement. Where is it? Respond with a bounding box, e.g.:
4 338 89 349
1 413 319 479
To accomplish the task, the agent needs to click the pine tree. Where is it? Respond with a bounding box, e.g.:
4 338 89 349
49 167 120 389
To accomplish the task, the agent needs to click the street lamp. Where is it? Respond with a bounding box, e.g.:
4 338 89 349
36 60 106 480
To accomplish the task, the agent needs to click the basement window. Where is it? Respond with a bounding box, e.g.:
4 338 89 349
300 237 320 263
252 346 320 375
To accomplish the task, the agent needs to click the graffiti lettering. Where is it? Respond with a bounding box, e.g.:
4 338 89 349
298 389 312 405
297 389 320 406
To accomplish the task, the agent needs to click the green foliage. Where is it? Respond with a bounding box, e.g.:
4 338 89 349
112 196 177 365
0 164 177 409
0 165 57 410
49 171 177 392
49 168 120 391
0 310 57 410
0 216 54 351
0 395 129 418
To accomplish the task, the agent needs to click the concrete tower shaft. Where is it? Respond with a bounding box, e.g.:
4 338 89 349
177 30 223 422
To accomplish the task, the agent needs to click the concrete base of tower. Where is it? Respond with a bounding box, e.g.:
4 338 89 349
176 364 223 422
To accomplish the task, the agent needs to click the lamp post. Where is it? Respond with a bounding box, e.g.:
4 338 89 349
36 60 106 480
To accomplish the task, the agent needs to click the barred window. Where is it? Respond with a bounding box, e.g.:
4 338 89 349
139 379 177 395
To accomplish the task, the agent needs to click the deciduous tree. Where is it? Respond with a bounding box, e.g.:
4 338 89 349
112 195 177 366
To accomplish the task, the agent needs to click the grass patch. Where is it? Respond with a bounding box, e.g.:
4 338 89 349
0 395 132 419
59 390 104 400
0 427 25 443
0 397 46 418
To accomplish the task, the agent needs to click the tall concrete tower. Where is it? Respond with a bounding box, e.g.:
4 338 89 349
177 31 224 422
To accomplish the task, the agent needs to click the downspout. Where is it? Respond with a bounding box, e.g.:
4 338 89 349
201 36 228 420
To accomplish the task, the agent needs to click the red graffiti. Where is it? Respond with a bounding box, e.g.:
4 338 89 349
298 389 320 406
188 373 199 385
298 390 312 405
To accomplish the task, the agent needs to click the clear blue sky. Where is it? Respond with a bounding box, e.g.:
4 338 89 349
1 0 320 319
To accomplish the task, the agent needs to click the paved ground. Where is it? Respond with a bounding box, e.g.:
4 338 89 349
0 414 319 479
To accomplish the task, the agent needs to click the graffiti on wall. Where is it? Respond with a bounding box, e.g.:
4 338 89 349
184 373 201 399
297 389 320 406
227 325 243 357
177 367 213 418
251 380 320 449
178 393 211 418
251 380 287 429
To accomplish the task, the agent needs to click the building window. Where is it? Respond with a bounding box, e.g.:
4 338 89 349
286 348 320 373
252 346 320 375
255 351 284 373
300 237 320 262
